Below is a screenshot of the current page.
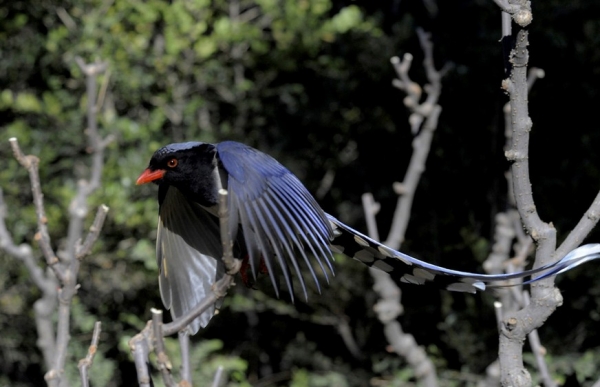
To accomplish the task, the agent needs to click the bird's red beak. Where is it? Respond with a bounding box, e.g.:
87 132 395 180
136 169 166 185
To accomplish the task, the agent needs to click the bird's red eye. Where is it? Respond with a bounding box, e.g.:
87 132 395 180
167 158 178 168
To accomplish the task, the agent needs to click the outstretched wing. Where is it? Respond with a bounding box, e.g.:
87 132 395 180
328 214 600 292
157 185 225 333
216 141 335 300
216 140 600 298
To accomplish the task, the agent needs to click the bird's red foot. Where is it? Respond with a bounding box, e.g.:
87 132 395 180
240 255 270 288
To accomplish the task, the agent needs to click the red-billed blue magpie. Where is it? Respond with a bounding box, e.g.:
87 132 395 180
137 141 600 333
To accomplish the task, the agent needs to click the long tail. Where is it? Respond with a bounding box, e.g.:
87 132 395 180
327 214 600 293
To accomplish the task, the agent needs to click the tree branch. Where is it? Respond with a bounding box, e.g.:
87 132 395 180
152 309 176 387
211 366 225 387
0 188 59 371
493 3 600 385
78 321 102 387
44 58 111 387
129 323 154 387
5 57 110 387
9 138 61 274
77 205 110 259
364 30 446 387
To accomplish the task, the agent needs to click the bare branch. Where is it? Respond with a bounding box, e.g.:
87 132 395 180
78 321 102 387
56 7 76 30
162 268 236 336
152 309 176 387
385 33 445 251
45 57 110 387
9 138 61 272
77 204 110 259
361 193 380 241
364 30 447 387
498 21 550 377
527 67 545 91
3 57 111 387
335 317 363 360
178 329 192 384
492 3 599 385
96 68 111 112
555 191 600 260
494 301 503 332
0 188 59 370
51 292 74 387
66 58 110 262
211 366 226 387
522 292 556 387
364 197 438 387
129 324 154 387
0 188 50 290
218 189 239 274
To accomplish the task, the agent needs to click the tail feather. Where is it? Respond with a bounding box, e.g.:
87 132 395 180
327 214 600 293
520 243 600 284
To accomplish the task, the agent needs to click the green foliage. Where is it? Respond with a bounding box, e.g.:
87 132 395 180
0 0 393 384
290 368 348 387
144 338 252 386
523 348 600 386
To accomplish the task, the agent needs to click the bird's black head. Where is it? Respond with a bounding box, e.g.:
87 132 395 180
137 142 220 206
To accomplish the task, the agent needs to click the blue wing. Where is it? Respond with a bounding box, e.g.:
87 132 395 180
216 141 335 300
217 140 600 297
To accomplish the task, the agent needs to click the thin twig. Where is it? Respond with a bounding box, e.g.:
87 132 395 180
178 329 192 384
386 46 444 249
129 323 154 387
78 321 102 387
9 138 61 272
211 366 225 387
96 68 111 112
555 190 600 260
527 68 545 92
361 193 380 241
163 272 235 336
493 301 503 332
152 309 176 387
77 204 110 259
218 189 239 273
0 188 49 290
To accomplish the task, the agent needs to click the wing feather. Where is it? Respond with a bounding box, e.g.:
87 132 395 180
266 190 324 291
272 178 335 275
216 141 333 299
157 186 224 333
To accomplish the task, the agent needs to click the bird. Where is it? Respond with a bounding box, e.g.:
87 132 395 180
137 140 600 334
